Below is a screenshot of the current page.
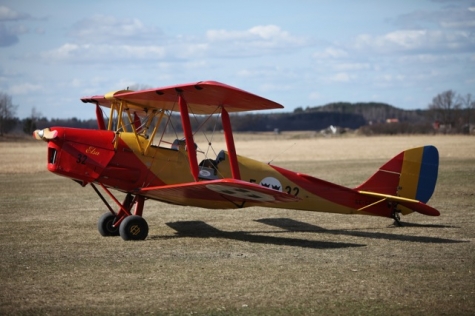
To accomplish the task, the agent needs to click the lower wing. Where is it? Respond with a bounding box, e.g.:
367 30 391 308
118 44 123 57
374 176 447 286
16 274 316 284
139 179 300 209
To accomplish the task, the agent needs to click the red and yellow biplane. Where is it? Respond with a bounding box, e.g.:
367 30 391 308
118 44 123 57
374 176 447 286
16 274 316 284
34 81 440 240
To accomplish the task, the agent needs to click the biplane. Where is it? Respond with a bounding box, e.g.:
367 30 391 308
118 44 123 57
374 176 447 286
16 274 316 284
33 81 440 241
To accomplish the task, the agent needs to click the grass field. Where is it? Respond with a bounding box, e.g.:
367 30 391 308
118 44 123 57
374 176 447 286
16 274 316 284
1 134 474 315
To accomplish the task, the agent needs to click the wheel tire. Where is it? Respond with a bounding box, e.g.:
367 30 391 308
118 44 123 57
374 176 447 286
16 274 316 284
119 215 149 241
98 213 120 237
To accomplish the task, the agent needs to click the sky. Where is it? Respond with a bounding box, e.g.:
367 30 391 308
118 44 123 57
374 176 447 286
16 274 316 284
0 0 474 120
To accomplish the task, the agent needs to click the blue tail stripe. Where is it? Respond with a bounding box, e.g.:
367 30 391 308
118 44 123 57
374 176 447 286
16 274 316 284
415 146 439 203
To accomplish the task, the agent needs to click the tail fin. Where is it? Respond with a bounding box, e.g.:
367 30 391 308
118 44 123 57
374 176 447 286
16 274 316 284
355 146 439 203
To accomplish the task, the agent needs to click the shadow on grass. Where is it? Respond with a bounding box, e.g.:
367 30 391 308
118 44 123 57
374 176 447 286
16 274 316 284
155 220 365 249
256 218 466 244
387 222 460 229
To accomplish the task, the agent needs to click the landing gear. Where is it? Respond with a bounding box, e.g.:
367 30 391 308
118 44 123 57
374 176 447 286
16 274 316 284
91 183 148 241
98 212 120 236
119 215 149 240
97 212 149 240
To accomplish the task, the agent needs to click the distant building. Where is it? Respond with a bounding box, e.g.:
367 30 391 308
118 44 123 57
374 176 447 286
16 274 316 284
386 118 399 123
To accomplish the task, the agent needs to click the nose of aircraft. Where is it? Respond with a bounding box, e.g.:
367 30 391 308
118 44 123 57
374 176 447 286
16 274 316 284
33 128 58 141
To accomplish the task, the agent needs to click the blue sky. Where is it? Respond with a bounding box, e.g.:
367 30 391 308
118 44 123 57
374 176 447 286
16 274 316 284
1 0 474 119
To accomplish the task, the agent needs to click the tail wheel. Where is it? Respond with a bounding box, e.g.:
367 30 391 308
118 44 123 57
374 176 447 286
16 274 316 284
391 208 403 227
119 215 149 241
98 213 120 236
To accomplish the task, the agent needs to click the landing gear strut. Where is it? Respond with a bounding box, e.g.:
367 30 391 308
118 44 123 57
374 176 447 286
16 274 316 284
91 183 149 240
391 209 402 227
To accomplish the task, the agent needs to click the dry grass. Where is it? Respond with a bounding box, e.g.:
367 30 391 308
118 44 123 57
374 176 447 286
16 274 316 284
1 134 474 315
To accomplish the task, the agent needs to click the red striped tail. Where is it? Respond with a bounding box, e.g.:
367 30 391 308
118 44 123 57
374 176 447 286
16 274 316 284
355 146 439 204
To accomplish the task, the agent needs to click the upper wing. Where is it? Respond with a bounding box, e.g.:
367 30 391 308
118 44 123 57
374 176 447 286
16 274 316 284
139 178 300 209
81 81 284 114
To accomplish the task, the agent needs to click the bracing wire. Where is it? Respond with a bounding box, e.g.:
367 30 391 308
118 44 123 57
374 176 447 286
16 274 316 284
187 105 221 160
267 142 297 165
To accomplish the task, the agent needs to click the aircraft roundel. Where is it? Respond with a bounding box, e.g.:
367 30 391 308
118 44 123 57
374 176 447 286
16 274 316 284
260 177 282 192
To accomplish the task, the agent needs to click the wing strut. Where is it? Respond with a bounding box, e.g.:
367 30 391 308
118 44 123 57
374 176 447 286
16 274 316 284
221 107 241 180
178 94 200 182
96 104 106 130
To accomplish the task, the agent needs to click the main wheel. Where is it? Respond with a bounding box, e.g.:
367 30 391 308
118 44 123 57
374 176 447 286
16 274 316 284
119 215 149 241
98 213 120 237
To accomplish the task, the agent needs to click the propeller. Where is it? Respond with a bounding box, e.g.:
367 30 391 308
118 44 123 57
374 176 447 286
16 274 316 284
33 128 58 141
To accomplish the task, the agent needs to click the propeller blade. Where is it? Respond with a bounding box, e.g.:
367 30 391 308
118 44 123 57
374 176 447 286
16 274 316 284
33 128 58 140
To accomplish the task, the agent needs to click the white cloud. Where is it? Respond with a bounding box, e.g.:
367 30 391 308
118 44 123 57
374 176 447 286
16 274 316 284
70 78 83 88
249 25 291 40
353 29 475 53
385 30 429 48
313 47 349 59
205 25 309 57
308 91 321 100
392 4 475 31
9 82 42 94
328 72 351 82
333 63 370 71
237 69 254 77
206 25 294 41
182 60 209 69
41 24 310 64
207 25 293 42
377 74 406 82
258 82 292 92
173 42 208 58
206 29 242 41
0 6 30 21
441 20 475 28
68 15 164 44
354 30 425 50
237 68 275 78
396 53 453 64
9 24 29 35
40 43 166 63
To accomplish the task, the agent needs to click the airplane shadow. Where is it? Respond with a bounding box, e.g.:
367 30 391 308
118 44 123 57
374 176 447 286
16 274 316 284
386 222 460 229
256 218 466 244
153 220 365 249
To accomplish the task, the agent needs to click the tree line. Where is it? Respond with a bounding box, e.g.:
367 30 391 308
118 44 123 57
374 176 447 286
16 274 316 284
1 90 474 136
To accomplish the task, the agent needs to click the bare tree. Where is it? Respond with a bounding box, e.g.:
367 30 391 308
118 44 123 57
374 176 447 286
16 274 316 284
0 92 18 136
429 90 461 133
459 93 475 134
23 107 42 135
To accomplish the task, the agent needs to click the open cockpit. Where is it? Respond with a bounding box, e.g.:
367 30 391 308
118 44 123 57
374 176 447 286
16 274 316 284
88 91 230 184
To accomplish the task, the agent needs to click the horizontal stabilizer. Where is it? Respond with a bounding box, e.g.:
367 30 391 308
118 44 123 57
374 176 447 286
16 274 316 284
359 191 440 216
